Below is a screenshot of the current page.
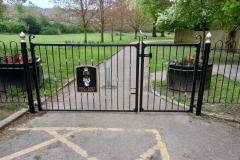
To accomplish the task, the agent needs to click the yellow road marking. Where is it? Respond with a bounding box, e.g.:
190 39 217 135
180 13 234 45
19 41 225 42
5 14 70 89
0 131 75 160
137 129 170 160
1 127 170 160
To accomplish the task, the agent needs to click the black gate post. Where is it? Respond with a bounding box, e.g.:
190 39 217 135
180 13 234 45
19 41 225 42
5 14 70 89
196 32 212 115
29 35 42 111
20 32 35 113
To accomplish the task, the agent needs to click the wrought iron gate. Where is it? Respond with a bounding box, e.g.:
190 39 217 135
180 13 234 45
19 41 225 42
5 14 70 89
18 34 211 114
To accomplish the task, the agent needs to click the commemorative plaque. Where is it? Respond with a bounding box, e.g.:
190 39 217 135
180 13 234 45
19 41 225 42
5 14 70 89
76 66 97 92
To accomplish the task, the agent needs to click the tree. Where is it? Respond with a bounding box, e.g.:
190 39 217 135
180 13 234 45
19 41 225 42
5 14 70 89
7 0 27 19
22 15 41 34
114 0 129 40
141 0 171 37
128 1 151 38
0 0 5 21
54 0 97 43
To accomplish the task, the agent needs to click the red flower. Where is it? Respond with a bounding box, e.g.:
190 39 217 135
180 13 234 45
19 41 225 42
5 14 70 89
186 54 195 62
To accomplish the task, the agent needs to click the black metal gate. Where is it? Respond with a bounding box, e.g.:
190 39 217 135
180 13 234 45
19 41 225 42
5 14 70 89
18 34 212 114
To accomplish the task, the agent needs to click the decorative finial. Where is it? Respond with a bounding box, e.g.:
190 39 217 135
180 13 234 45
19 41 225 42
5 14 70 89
20 32 26 42
205 32 212 43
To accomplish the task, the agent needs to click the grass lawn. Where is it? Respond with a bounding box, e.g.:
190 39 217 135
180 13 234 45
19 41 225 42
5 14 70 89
0 104 27 121
153 75 240 109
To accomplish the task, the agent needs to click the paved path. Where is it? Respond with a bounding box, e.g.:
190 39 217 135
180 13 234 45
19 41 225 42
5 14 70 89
0 112 240 160
43 42 182 111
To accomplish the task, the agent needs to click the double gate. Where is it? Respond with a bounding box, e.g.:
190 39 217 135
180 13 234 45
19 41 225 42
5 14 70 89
20 35 210 114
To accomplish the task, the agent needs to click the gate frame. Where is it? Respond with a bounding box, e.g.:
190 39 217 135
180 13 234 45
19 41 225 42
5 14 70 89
20 32 212 115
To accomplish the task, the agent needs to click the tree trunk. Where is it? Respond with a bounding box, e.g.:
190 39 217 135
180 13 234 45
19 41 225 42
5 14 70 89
100 0 104 43
226 26 237 51
160 31 165 37
134 29 138 39
84 27 87 43
111 25 114 42
120 31 122 41
152 23 157 37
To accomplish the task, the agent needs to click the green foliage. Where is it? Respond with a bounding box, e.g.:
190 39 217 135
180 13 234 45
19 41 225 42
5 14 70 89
40 25 60 35
0 21 25 33
21 15 41 34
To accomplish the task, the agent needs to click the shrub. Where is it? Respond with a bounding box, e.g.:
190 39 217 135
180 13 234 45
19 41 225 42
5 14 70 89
7 22 25 33
0 22 7 33
40 26 60 35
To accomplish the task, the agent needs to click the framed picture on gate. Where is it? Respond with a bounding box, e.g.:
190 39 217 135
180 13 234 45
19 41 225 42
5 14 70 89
76 66 98 92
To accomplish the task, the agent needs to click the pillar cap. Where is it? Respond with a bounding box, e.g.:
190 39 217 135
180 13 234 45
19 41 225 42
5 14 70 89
20 32 26 42
205 32 212 43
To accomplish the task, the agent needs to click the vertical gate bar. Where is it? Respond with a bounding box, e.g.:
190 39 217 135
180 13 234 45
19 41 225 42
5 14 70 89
71 46 78 110
110 46 113 110
45 46 54 110
84 45 89 110
158 46 165 110
165 46 171 110
123 47 125 110
64 46 72 110
103 46 107 110
29 40 42 111
190 43 201 112
129 46 132 110
77 46 83 110
219 45 230 103
153 46 158 110
117 46 119 110
231 49 240 103
135 43 140 112
20 32 35 113
97 46 101 110
182 46 187 110
213 41 223 103
51 45 60 110
58 46 66 110
139 42 146 111
90 46 95 110
39 46 47 109
146 46 151 110
225 42 236 104
196 32 212 115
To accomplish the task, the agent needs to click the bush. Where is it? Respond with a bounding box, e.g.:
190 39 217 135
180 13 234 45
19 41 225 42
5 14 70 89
7 22 25 33
0 21 25 33
0 22 7 33
40 26 60 35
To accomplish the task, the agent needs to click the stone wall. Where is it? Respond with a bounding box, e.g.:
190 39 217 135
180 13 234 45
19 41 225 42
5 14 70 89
174 29 240 49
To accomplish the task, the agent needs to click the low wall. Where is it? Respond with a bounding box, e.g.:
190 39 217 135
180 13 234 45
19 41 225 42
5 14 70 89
174 29 240 49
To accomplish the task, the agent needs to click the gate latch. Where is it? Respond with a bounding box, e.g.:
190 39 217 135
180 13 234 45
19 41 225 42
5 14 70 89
143 52 152 58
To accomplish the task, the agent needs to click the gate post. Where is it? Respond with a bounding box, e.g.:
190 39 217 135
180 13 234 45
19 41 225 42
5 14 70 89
29 35 42 111
196 32 212 116
20 32 35 113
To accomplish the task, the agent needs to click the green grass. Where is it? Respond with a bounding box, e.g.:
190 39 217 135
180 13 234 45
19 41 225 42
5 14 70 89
153 75 240 108
0 104 27 121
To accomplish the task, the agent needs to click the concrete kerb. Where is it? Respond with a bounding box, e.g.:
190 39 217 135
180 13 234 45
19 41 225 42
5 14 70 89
0 108 29 129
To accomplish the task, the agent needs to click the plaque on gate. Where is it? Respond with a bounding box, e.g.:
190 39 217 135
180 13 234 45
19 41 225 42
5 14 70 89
76 66 97 92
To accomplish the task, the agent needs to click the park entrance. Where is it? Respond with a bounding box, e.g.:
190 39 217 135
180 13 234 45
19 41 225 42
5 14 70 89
1 34 214 115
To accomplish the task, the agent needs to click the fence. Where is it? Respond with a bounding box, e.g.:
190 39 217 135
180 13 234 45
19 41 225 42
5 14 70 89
0 32 239 115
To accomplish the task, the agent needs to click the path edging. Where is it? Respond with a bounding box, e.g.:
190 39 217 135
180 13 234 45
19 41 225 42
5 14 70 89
0 108 28 129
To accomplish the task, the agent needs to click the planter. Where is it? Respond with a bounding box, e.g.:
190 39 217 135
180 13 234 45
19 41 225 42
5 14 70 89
0 57 43 92
167 64 213 92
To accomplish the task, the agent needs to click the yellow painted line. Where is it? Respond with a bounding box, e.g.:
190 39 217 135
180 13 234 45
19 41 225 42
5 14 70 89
0 131 75 160
3 127 170 160
12 127 125 132
46 130 97 160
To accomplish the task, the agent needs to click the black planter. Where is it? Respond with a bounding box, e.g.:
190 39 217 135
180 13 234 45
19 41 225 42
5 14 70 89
167 64 213 92
0 58 43 92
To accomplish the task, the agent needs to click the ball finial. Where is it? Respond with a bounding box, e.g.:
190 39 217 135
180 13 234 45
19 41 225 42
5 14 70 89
205 32 212 43
20 32 26 42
